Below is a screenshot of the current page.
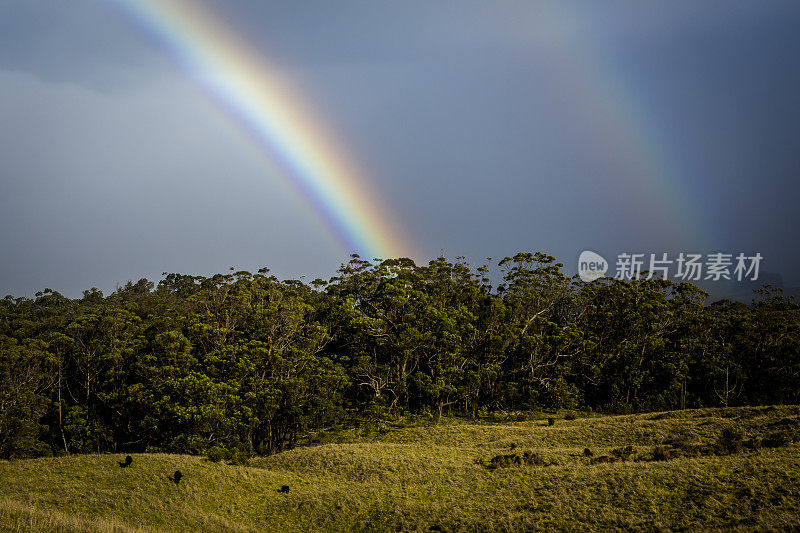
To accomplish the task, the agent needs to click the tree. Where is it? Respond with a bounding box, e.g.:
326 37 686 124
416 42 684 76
0 337 54 458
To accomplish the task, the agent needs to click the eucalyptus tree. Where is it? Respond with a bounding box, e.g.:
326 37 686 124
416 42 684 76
496 253 580 409
575 277 706 411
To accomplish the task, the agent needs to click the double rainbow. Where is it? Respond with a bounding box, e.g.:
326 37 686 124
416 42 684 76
108 1 710 262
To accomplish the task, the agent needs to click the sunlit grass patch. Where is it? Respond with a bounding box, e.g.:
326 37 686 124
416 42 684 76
1 406 799 531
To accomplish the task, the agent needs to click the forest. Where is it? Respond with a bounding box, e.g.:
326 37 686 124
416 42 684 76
1 252 798 459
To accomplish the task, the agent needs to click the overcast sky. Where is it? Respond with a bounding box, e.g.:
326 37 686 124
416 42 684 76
1 1 799 299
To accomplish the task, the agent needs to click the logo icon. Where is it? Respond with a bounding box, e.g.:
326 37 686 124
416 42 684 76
578 250 608 282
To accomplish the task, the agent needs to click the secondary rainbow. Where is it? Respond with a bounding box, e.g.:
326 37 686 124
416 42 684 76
539 3 713 249
107 0 415 261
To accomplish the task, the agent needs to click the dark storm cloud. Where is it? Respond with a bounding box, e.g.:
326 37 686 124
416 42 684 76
1 1 799 299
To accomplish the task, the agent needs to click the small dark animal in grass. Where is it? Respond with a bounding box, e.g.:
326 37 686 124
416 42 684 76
548 418 555 426
583 448 593 457
278 485 290 493
591 455 611 464
118 455 133 468
168 470 183 485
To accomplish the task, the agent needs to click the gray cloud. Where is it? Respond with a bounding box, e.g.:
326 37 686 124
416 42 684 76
1 1 799 298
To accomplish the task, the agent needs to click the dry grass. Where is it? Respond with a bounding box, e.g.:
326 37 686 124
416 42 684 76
1 406 799 531
0 498 147 532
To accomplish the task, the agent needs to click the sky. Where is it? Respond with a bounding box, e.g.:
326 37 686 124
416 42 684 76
1 0 799 300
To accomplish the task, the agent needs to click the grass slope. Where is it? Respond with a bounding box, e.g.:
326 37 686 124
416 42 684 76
1 406 799 532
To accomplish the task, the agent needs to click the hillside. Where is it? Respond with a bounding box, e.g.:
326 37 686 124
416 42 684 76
2 406 800 532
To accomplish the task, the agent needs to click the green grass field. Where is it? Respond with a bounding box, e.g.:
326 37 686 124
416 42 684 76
2 406 799 532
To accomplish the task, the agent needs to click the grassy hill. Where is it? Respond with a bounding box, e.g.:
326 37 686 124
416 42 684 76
2 406 799 532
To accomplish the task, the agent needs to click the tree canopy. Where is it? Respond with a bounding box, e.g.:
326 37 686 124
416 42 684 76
1 253 798 458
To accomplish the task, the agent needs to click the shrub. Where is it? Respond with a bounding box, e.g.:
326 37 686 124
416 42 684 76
488 454 522 469
652 446 671 461
664 431 694 450
745 435 763 451
611 445 634 461
717 428 744 454
522 451 546 466
228 449 250 466
206 445 249 465
206 446 227 463
762 430 792 448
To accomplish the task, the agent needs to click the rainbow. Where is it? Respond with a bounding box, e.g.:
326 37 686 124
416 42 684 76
106 0 416 262
535 3 713 250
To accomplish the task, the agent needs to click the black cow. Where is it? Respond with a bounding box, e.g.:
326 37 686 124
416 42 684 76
169 470 183 485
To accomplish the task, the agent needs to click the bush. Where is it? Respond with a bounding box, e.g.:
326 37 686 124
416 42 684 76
522 451 546 466
228 449 250 466
488 454 521 469
763 430 792 448
206 445 250 465
717 428 744 454
206 446 227 463
652 446 671 461
564 412 577 421
745 435 763 451
611 445 634 461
